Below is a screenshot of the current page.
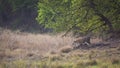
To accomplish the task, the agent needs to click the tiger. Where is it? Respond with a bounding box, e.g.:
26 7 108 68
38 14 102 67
72 36 91 49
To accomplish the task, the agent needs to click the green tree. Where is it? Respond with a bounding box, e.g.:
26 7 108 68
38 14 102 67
37 0 120 35
37 0 72 32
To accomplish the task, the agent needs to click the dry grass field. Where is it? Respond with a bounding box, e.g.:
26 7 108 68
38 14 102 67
0 28 120 68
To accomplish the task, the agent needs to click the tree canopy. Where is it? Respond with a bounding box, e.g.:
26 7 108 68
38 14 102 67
37 0 120 35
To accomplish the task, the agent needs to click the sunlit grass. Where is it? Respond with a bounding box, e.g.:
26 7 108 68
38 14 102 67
0 58 120 68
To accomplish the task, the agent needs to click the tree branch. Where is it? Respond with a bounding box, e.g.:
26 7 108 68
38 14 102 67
62 10 89 37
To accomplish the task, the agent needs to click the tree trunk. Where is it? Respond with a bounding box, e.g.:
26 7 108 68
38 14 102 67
88 0 114 33
95 13 114 33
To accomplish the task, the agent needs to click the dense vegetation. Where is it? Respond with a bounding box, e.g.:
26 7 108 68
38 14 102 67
37 0 120 35
0 0 120 34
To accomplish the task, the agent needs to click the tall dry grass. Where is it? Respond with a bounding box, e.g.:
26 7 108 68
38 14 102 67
0 28 120 68
0 28 75 60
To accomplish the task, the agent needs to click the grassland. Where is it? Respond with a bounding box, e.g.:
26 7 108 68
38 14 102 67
0 28 120 68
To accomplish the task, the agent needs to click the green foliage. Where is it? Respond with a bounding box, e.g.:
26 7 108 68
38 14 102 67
37 0 120 34
1 0 119 34
36 0 71 32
